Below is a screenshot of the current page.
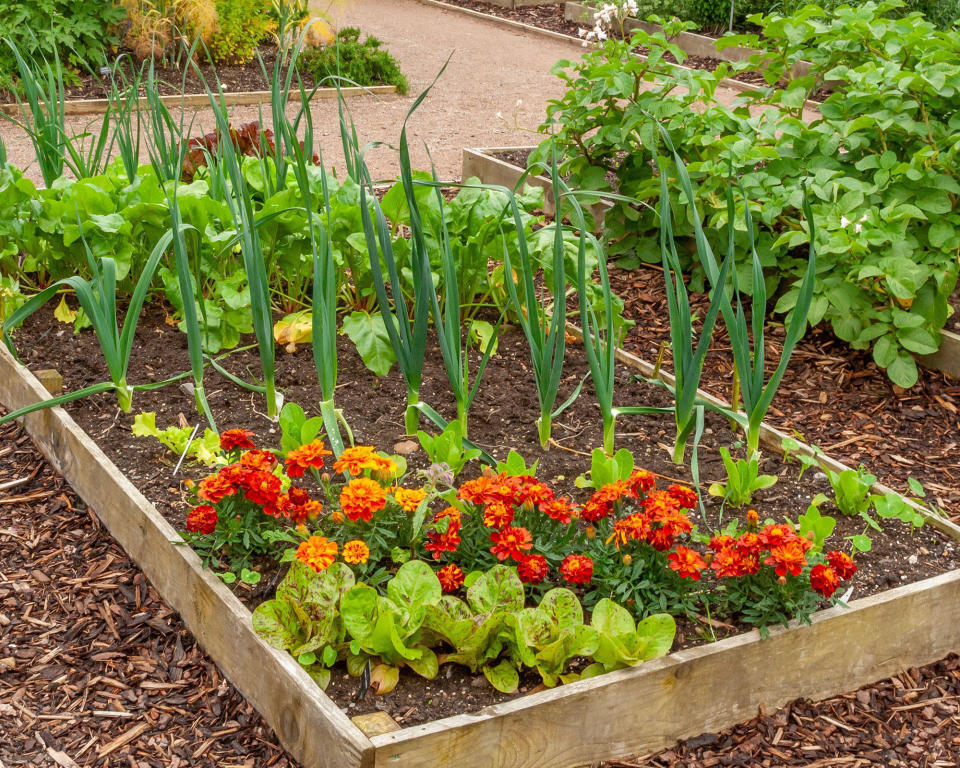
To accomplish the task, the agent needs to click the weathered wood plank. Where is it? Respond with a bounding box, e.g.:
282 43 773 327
0 344 373 768
372 569 960 768
919 329 960 379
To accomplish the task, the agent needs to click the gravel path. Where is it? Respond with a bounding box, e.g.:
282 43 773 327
0 0 796 185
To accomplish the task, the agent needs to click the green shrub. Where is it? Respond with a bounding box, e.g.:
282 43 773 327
299 27 408 95
209 0 276 65
0 0 125 91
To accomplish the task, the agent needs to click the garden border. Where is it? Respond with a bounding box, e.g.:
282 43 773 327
0 84 398 118
463 145 960 384
4 328 960 768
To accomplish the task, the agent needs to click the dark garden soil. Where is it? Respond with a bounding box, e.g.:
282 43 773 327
4 415 960 766
7 305 960 724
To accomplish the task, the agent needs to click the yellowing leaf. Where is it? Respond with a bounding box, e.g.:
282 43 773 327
274 310 313 352
54 295 77 324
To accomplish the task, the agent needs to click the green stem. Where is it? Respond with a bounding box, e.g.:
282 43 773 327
265 379 278 419
602 412 616 455
319 398 345 457
537 412 551 449
457 401 468 440
404 388 420 435
728 364 740 432
116 379 132 412
671 435 686 465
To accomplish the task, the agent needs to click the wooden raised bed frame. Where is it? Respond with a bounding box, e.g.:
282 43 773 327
3 336 960 768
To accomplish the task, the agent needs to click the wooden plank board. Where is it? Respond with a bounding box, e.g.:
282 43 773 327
371 569 960 767
920 329 960 379
0 343 374 768
0 84 397 118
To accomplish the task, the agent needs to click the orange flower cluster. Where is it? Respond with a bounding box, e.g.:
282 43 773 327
342 539 371 565
275 487 322 526
437 563 465 592
809 550 857 598
296 536 339 573
285 440 332 478
392 486 427 513
489 526 534 562
560 554 594 584
219 428 255 452
667 546 707 580
606 488 694 552
186 505 218 535
425 507 462 560
581 470 665 523
339 478 387 522
333 446 396 478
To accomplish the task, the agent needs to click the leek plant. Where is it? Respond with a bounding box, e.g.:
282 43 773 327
663 132 817 460
106 56 145 185
0 227 179 424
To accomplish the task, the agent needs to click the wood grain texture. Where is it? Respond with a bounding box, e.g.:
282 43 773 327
372 570 960 768
919 330 960 379
0 344 373 768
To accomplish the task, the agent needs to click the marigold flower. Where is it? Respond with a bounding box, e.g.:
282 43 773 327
218 463 252 487
709 534 735 553
668 546 707 580
607 512 651 549
667 484 698 509
517 554 549 584
765 540 809 577
649 527 676 552
186 505 218 535
627 469 656 496
810 563 840 598
333 446 385 476
219 428 255 452
239 449 277 472
276 486 322 525
826 550 857 581
242 470 283 506
295 536 338 573
560 554 593 585
285 440 332 478
393 486 427 513
437 563 465 592
539 496 575 525
458 473 522 507
483 500 514 529
517 479 554 509
425 528 461 560
711 546 744 578
759 523 798 549
746 509 759 527
339 477 387 522
735 532 763 556
489 526 534 562
342 539 370 565
197 473 237 504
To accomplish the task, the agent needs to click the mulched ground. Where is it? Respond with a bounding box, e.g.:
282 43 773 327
2 415 959 765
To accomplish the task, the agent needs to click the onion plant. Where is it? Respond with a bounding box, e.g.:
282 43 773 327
663 132 817 460
0 226 178 423
106 56 146 185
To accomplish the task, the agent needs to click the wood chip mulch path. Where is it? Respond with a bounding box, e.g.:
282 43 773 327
1 415 958 767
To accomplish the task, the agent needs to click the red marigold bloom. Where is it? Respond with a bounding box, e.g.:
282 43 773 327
425 529 461 560
393 486 427 513
219 428 255 452
489 526 534 562
668 546 707 580
342 540 370 565
560 554 593 585
709 534 735 553
627 469 656 496
765 540 809 577
710 546 744 578
539 496 576 525
608 512 651 549
242 470 283 506
437 564 465 592
197 473 237 504
826 550 857 581
760 523 798 549
482 500 514 529
458 473 522 507
648 526 676 552
186 505 218 535
239 449 278 472
218 463 252 487
735 532 763 556
276 486 322 525
295 536 338 573
658 507 693 538
517 479 554 509
285 440 333 478
517 554 549 584
667 484 698 510
339 477 387 522
581 496 613 523
810 563 840 598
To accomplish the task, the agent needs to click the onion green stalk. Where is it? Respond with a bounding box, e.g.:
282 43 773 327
0 226 176 423
106 55 145 185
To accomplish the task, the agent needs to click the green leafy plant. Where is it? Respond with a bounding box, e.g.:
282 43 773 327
132 412 224 466
417 421 481 476
209 0 276 65
583 598 676 675
708 447 778 507
299 27 408 94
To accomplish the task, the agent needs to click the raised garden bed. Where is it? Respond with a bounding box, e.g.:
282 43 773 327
4 302 960 767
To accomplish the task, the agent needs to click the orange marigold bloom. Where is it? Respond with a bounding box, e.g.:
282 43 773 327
332 446 384 476
186 505 218 534
342 539 370 565
517 479 554 509
339 478 387 523
197 473 237 504
658 507 693 538
242 470 283 506
710 546 743 578
295 536 338 573
458 473 522 507
539 496 576 525
560 554 593 585
285 440 332 478
218 463 252 487
393 486 427 513
759 523 798 549
668 546 706 580
582 480 632 523
239 449 278 472
607 512 651 549
219 428 255 452
810 564 840 598
746 509 759 527
425 529 461 560
483 500 514 529
765 540 809 577
437 564 465 592
276 486 322 525
517 554 549 584
489 526 533 562
735 532 763 556
709 534 735 552
627 469 656 496
648 526 676 552
667 484 698 510
826 550 857 581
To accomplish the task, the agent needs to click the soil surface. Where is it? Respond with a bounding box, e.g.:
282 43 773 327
9 305 959 724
